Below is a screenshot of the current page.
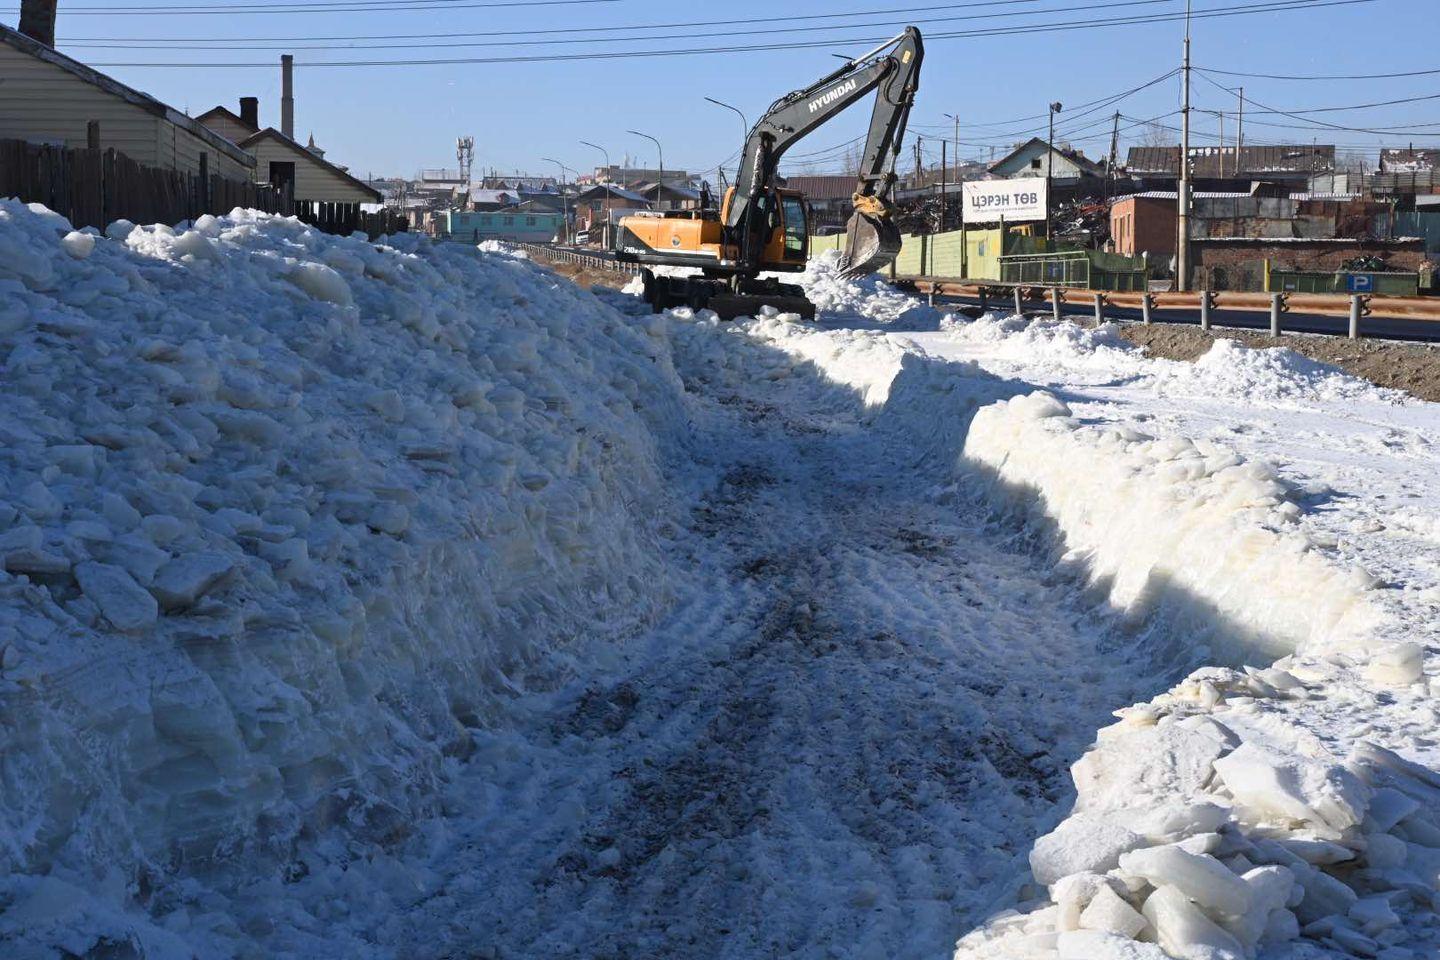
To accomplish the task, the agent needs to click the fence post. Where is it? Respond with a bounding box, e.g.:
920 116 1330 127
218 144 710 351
1013 285 1023 316
198 151 209 216
86 121 100 150
1349 294 1368 340
1270 292 1285 336
1093 292 1105 324
1142 292 1154 325
978 288 988 312
927 283 936 307
1051 287 1062 321
1200 290 1212 331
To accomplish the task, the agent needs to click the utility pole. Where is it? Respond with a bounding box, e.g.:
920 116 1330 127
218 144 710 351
1236 87 1244 174
1177 0 1193 292
1107 111 1120 200
914 136 923 188
1218 111 1226 178
1046 101 1062 241
940 138 947 232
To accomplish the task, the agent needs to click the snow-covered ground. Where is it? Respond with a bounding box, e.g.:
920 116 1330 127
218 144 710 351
1 212 1436 960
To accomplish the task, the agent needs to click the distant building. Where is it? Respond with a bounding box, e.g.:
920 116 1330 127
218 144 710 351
777 174 857 229
573 183 651 237
439 209 564 243
1125 145 1335 188
0 23 254 180
1379 148 1440 173
989 138 1104 182
637 181 703 212
593 165 695 189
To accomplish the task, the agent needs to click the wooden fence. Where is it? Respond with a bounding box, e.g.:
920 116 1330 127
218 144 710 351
0 139 406 237
295 199 409 238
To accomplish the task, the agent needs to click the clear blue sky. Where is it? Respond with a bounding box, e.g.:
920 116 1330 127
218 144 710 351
8 0 1438 181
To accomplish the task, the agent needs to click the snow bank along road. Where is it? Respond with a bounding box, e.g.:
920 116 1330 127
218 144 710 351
0 202 1437 960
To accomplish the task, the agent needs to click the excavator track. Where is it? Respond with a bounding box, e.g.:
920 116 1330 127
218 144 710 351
641 271 817 321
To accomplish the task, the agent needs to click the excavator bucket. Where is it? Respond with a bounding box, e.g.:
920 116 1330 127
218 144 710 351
837 208 903 279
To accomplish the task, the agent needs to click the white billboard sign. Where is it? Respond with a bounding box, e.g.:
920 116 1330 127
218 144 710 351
963 179 1047 224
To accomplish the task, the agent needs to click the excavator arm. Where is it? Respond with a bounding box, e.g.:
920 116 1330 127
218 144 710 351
728 27 923 278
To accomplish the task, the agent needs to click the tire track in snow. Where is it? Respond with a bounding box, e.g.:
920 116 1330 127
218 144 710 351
381 331 1177 960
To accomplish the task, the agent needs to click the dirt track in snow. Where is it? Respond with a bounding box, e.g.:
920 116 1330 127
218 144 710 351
379 328 1179 959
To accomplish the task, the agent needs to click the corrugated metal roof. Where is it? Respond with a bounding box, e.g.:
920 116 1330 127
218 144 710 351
778 174 857 200
1126 145 1335 177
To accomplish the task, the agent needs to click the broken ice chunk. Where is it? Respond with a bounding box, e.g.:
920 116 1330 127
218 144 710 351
1030 815 1147 886
150 552 236 611
75 561 157 633
1119 844 1252 919
1140 884 1246 960
1212 742 1370 836
1365 643 1424 688
1079 884 1148 939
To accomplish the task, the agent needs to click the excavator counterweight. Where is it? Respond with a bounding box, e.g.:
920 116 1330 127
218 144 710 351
613 27 923 318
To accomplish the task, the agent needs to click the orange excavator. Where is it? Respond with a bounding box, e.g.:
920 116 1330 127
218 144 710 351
612 28 924 319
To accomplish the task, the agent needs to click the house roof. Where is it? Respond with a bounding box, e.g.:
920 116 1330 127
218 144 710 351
469 188 520 206
989 138 1103 177
638 181 701 200
1380 148 1440 172
0 24 255 168
1126 145 1335 177
576 184 649 204
196 105 258 136
778 174 857 200
237 128 382 202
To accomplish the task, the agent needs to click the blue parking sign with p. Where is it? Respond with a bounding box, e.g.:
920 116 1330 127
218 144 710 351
1346 274 1373 293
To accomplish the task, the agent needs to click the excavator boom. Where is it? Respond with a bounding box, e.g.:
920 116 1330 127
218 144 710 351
728 28 923 278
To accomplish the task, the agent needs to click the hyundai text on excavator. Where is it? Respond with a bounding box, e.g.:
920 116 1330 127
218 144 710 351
612 28 923 319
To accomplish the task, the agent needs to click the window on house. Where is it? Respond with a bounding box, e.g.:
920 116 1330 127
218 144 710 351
1030 157 1042 170
503 216 514 225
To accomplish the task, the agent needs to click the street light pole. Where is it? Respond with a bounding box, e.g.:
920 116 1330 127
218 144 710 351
1046 101 1062 241
1178 0 1193 291
628 129 664 209
541 156 573 244
579 140 610 182
944 112 961 233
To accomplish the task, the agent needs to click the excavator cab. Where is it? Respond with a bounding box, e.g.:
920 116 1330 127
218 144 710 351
722 187 810 270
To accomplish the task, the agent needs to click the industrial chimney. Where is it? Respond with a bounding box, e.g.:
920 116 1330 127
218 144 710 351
239 96 259 130
18 0 58 48
280 54 294 139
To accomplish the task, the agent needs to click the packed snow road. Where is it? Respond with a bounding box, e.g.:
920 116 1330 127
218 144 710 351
358 312 1177 959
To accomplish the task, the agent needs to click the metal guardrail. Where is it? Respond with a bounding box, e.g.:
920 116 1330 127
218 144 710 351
512 242 642 276
899 278 1440 340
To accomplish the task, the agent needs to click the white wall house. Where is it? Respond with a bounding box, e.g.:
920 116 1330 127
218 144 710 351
989 137 1104 183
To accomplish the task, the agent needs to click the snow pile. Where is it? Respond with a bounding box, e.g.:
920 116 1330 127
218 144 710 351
954 654 1440 960
942 312 1142 378
800 248 942 325
0 201 685 954
664 306 918 408
962 391 1380 664
1154 338 1406 405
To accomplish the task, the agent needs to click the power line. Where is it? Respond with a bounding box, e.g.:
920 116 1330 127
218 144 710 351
68 0 1374 66
43 0 1109 37
7 0 619 12
1198 65 1440 81
58 0 1192 49
1196 72 1440 136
